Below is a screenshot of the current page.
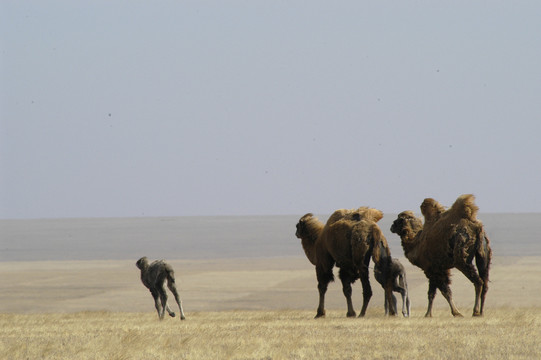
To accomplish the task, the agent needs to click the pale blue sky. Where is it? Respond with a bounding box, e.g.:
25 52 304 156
1 1 541 218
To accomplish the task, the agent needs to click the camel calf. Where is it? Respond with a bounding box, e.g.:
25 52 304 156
136 257 186 320
374 257 410 317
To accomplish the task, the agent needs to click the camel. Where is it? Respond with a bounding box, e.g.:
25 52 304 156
136 257 186 320
295 208 396 318
374 257 410 317
390 194 492 317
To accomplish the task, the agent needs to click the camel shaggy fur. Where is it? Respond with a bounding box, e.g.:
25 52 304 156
390 194 492 317
296 208 396 318
374 257 410 317
136 257 186 320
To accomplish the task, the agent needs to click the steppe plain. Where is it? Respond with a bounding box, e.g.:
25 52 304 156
0 214 540 359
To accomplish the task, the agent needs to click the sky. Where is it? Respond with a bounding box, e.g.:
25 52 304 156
1 1 541 219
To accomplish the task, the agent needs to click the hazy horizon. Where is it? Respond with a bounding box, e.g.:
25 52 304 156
2 213 540 261
1 210 541 222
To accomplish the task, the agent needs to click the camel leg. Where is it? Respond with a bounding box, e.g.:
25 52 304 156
456 262 484 317
315 265 332 318
479 278 489 316
158 286 169 320
167 281 186 320
316 281 328 319
436 277 463 317
358 258 372 317
425 279 437 317
150 289 164 320
439 286 463 317
395 285 410 317
382 291 397 315
388 292 397 316
399 274 411 317
164 303 175 317
339 268 356 317
406 294 411 317
476 249 490 316
384 279 397 316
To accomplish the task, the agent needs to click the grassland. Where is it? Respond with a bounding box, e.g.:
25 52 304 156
1 308 540 360
1 256 540 359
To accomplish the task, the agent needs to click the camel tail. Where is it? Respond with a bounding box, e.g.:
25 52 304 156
449 194 479 221
475 226 492 282
370 225 391 267
397 270 407 289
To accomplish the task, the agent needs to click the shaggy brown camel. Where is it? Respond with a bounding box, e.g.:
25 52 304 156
295 208 396 318
374 257 410 317
390 194 492 317
136 257 186 320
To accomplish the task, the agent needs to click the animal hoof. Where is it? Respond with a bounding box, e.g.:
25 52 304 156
314 312 326 319
453 312 464 318
169 312 176 318
346 312 357 318
472 312 482 317
181 316 186 320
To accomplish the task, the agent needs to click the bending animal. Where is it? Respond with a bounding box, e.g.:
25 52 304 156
295 207 396 318
390 194 491 317
136 257 186 320
374 257 410 317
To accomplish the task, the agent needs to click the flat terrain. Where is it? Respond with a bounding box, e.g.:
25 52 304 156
1 308 540 359
1 215 540 358
0 256 540 359
0 256 539 314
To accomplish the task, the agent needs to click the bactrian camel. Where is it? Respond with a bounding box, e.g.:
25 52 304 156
295 207 396 318
390 194 491 317
374 257 410 317
136 257 186 320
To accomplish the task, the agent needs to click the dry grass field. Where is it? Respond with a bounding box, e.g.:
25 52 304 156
1 308 540 359
1 256 540 359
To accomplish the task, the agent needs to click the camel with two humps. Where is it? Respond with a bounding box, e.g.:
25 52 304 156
390 194 491 317
295 207 398 318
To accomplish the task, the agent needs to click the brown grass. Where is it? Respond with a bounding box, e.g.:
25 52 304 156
1 308 540 359
1 256 540 358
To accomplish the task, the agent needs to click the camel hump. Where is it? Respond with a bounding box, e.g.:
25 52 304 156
327 207 383 226
364 208 383 222
449 194 479 221
420 198 446 223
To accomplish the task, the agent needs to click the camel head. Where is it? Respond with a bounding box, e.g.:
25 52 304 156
390 211 423 239
296 213 324 266
295 213 321 240
136 256 149 271
420 198 446 223
295 213 324 243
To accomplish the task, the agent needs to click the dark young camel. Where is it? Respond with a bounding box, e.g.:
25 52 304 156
136 257 186 320
374 257 410 317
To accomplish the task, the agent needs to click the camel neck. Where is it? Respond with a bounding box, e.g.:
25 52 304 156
301 237 318 266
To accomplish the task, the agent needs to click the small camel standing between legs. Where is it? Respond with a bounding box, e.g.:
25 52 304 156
136 257 186 320
374 257 410 317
